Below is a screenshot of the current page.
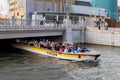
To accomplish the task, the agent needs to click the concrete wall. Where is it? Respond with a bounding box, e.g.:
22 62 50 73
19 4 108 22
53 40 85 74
85 28 120 46
72 30 81 43
63 30 81 43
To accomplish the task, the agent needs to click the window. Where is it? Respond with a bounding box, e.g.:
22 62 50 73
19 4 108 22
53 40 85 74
17 12 19 16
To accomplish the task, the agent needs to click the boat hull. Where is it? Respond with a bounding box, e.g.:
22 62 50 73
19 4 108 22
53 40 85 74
13 44 100 61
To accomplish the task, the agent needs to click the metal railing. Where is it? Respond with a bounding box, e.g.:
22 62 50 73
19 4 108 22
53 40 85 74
0 19 82 30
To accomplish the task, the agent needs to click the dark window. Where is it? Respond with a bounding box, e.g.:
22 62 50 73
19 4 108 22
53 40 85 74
17 12 19 16
75 1 92 6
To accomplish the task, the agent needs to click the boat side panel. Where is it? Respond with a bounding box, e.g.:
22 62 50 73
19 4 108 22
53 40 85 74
81 55 87 58
57 53 79 58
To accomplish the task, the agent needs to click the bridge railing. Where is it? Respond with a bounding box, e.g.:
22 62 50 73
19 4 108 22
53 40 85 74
0 19 82 30
0 19 65 30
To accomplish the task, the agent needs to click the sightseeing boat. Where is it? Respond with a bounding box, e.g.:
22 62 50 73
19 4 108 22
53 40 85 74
13 44 100 61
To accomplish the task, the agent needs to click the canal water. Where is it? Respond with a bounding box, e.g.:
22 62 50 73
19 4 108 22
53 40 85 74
0 43 120 80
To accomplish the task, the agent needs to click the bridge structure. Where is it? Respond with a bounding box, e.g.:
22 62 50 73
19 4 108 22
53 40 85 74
0 19 84 43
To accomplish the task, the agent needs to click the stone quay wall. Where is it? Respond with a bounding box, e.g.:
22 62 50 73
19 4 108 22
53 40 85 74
84 28 120 47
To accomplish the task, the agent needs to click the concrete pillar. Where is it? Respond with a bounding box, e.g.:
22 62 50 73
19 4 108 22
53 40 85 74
32 12 37 26
78 16 81 21
78 16 82 27
81 17 86 43
63 16 72 44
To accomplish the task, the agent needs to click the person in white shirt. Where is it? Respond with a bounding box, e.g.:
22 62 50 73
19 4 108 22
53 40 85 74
104 21 108 30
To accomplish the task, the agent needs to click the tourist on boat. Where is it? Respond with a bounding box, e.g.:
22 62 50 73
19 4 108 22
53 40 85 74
34 41 38 48
16 39 21 43
64 44 72 53
44 40 51 49
20 39 85 53
64 48 68 53
77 46 81 52
43 39 46 43
50 41 55 49
55 43 60 51
23 40 28 45
27 40 34 46
59 45 65 52
38 40 43 47
81 48 90 52
71 43 77 53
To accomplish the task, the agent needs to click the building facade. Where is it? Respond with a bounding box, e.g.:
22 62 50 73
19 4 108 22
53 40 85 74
79 0 118 20
93 0 118 20
9 0 108 28
9 0 117 20
118 5 120 20
0 0 8 19
9 0 25 19
9 0 107 19
9 0 75 19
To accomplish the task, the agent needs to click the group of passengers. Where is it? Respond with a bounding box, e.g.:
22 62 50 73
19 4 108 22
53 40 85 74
18 39 89 53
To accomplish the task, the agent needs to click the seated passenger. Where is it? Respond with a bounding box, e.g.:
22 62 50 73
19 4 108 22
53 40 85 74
71 45 77 53
65 44 72 53
71 43 81 53
59 46 65 52
51 47 55 51
34 42 38 47
81 48 90 52
77 46 81 52
45 41 50 49
55 44 60 51
68 48 72 53
64 48 68 53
